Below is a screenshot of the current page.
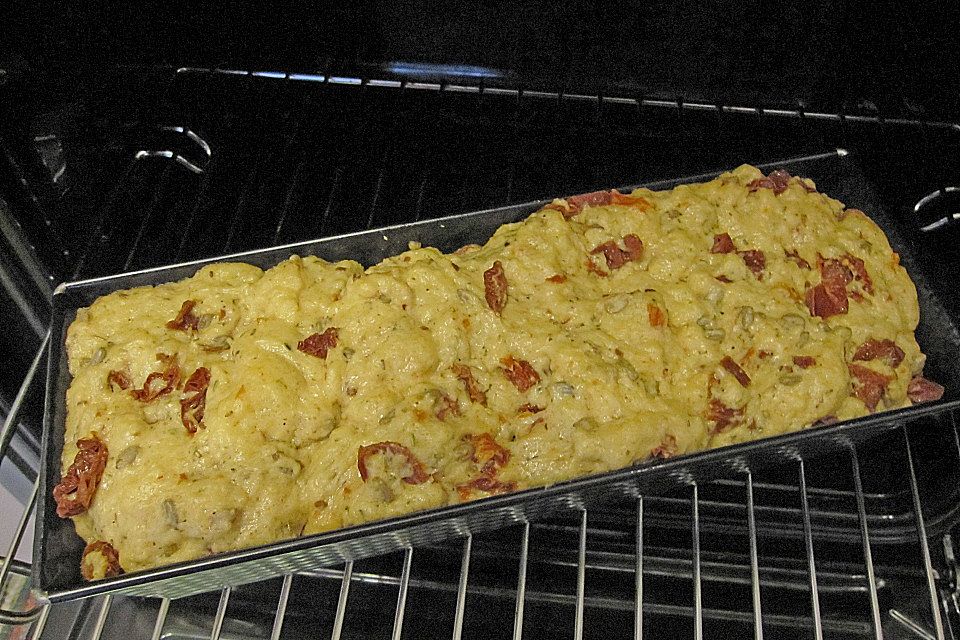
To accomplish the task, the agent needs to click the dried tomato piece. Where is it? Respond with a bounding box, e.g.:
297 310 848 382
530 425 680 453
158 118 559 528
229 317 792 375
546 274 567 284
517 403 544 414
452 364 487 405
464 432 512 475
456 476 517 500
848 364 892 412
609 191 652 209
54 435 108 518
842 254 874 294
792 356 816 369
501 356 540 392
706 399 743 434
812 415 839 427
585 258 608 277
107 370 131 391
591 234 643 270
747 169 792 195
785 249 811 270
180 367 211 434
81 540 122 581
711 233 736 254
805 284 845 319
483 261 508 314
647 303 666 327
650 434 679 459
907 376 945 404
298 328 339 359
821 257 854 288
357 442 429 485
166 300 201 332
720 356 751 387
805 257 852 319
435 393 461 421
738 250 766 277
853 338 905 368
131 354 181 402
566 190 613 215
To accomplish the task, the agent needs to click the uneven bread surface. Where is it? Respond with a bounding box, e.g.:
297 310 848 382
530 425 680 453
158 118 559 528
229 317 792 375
60 165 935 576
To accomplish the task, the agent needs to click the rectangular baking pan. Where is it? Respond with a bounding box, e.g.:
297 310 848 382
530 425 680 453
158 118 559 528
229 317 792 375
33 148 960 602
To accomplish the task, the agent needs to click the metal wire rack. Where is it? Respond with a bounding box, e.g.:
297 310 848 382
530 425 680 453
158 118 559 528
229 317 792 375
2 67 960 638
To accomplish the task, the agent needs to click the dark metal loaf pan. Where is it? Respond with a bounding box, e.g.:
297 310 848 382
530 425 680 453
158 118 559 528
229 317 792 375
34 149 960 602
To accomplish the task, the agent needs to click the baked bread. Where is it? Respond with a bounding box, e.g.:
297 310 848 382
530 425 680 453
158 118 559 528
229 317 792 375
56 165 943 578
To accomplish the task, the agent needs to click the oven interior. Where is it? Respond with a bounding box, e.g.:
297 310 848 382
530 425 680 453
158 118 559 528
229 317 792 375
2 2 960 637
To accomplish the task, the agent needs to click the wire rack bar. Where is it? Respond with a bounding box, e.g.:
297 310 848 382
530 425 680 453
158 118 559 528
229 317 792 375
452 535 472 640
746 472 763 640
0 478 37 593
850 447 883 639
391 547 414 640
692 483 702 640
0 335 47 462
90 595 113 640
798 459 824 640
574 509 587 640
634 497 644 640
904 426 947 640
0 338 45 625
269 574 293 640
513 522 530 640
330 561 353 640
27 605 50 640
210 587 231 640
173 67 960 133
149 597 170 640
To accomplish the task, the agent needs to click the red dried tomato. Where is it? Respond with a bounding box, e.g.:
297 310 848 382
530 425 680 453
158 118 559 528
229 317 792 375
609 191 652 209
747 169 792 195
131 354 181 402
107 370 131 391
298 328 339 359
706 399 743 434
435 393 461 421
720 356 751 387
180 367 211 434
907 376 945 404
166 300 201 332
54 434 108 518
464 432 511 475
738 250 766 277
853 338 905 368
565 190 613 216
484 261 508 314
456 475 517 500
848 364 892 412
590 234 643 270
357 442 429 485
650 434 679 459
647 303 666 327
711 233 735 254
501 356 540 392
452 364 487 405
81 540 122 581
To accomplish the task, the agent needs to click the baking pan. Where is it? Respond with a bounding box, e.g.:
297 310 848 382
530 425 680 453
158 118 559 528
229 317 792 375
33 148 960 602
